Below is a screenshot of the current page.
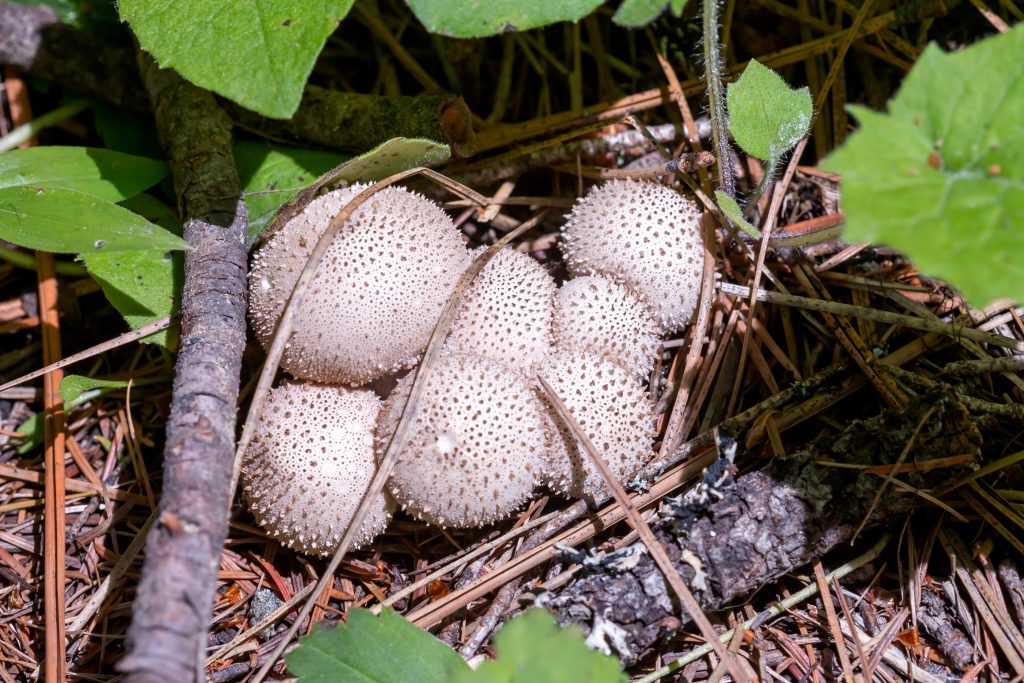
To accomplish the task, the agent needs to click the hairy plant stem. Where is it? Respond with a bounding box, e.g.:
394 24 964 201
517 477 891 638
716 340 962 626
703 0 735 196
743 155 782 223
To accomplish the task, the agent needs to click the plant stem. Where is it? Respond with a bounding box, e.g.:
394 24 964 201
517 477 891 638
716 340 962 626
742 155 781 223
703 0 735 196
0 98 88 153
0 245 88 276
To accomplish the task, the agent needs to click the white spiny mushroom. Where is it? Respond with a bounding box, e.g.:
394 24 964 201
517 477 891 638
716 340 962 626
241 382 393 556
443 247 556 370
560 179 704 333
538 350 655 499
376 355 549 528
248 184 471 385
553 275 660 377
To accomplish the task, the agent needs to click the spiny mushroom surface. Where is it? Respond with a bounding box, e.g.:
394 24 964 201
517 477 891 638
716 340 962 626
553 275 660 378
538 350 655 499
241 383 393 557
377 355 549 528
560 179 704 333
443 247 556 370
249 184 471 385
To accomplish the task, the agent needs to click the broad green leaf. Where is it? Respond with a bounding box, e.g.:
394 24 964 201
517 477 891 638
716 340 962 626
822 25 1024 306
235 141 348 246
406 0 604 38
715 190 760 239
286 607 469 682
0 186 188 253
118 0 355 119
727 59 812 162
453 609 626 683
60 375 131 405
0 146 167 201
259 138 449 246
80 249 182 347
613 0 688 27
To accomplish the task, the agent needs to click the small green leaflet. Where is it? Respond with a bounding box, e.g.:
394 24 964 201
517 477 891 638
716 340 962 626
715 190 760 239
452 609 626 683
822 24 1024 306
258 137 449 246
406 0 604 38
727 60 812 162
613 0 688 28
235 141 348 247
59 375 132 405
286 608 469 682
0 186 188 253
0 146 167 202
119 0 355 119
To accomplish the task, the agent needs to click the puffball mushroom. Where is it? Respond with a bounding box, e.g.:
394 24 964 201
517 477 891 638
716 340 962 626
241 383 393 557
538 350 655 499
377 355 549 528
553 275 660 378
560 179 704 333
443 248 556 370
249 184 472 385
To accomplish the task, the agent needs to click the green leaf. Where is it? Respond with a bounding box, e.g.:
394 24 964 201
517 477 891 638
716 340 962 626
235 141 348 246
0 186 189 253
406 0 605 38
453 609 626 683
118 0 355 119
822 25 1024 306
727 59 812 162
59 375 131 405
0 146 167 201
92 102 164 159
259 137 449 246
80 249 182 347
613 0 688 27
715 190 760 239
286 607 469 682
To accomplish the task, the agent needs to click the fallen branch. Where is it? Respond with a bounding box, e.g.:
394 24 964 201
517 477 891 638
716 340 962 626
552 386 982 666
115 57 248 683
0 2 475 155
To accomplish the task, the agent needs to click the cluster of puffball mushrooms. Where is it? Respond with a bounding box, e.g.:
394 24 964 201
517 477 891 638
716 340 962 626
243 179 704 556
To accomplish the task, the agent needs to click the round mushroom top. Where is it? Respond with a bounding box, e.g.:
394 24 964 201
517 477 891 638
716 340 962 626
537 350 655 500
553 275 661 378
241 382 393 557
377 355 548 528
443 248 556 371
248 184 472 385
560 179 704 333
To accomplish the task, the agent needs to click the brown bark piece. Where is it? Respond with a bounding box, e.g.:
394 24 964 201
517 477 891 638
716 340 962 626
553 387 982 665
116 58 248 683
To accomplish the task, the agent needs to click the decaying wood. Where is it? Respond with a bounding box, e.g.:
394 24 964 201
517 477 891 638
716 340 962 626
116 57 248 683
553 386 982 665
0 2 476 155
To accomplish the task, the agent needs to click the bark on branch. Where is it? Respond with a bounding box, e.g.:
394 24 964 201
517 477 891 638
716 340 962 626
115 57 248 683
0 2 475 155
553 387 982 665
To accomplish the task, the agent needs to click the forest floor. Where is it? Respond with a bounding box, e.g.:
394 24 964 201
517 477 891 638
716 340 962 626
1 1 1024 681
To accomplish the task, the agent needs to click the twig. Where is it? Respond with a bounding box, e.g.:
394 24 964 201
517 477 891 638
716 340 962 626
117 55 248 683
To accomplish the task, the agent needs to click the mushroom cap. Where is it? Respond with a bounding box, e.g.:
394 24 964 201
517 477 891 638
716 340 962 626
249 184 472 385
538 350 655 499
553 275 660 378
242 382 393 557
377 355 548 528
560 179 704 333
443 248 556 370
